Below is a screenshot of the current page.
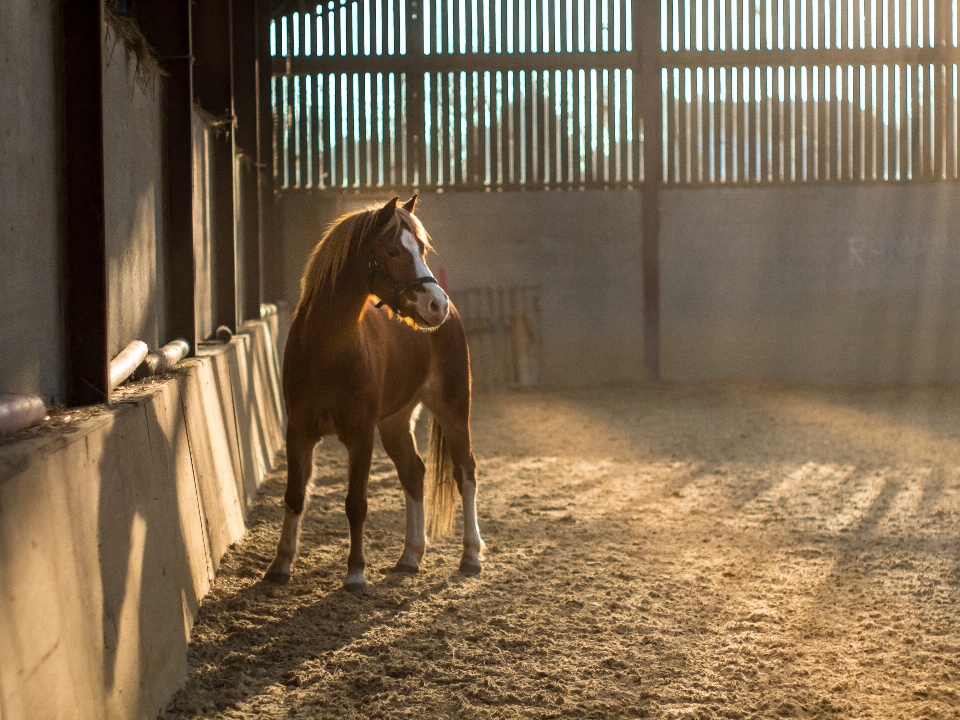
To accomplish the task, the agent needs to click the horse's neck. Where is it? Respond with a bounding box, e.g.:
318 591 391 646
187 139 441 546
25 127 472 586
301 262 369 343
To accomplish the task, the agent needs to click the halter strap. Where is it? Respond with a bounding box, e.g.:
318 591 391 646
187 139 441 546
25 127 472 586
368 260 438 310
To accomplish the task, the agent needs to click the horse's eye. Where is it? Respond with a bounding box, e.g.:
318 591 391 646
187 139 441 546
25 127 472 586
386 248 401 258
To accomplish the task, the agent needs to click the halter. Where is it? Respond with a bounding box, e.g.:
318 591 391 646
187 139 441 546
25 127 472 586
368 258 438 311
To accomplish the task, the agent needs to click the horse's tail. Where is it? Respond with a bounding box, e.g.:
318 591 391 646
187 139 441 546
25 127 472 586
425 416 457 539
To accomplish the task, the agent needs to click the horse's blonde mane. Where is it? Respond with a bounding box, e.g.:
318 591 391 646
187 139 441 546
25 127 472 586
296 204 432 313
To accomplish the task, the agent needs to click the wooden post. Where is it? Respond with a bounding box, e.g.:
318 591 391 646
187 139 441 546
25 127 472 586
256 0 284 304
137 0 197 351
637 0 663 380
408 0 426 189
194 0 240 333
234 0 263 321
62 0 109 405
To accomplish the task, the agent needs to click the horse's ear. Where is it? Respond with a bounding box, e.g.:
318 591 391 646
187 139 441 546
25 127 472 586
402 193 418 214
374 196 400 226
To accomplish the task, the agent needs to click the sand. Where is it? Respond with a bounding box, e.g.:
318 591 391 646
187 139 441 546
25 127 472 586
164 382 960 719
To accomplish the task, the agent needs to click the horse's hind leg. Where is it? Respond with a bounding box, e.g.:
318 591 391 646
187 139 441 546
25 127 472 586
430 410 484 576
265 427 319 584
378 404 427 573
449 427 484 576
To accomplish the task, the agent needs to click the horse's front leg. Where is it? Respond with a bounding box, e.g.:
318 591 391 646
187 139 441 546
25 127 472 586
265 428 318 584
342 427 375 591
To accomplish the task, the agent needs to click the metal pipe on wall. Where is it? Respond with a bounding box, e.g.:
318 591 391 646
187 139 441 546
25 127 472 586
0 394 46 436
109 340 149 390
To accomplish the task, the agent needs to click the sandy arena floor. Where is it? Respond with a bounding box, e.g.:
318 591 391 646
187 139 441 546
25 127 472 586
164 383 960 719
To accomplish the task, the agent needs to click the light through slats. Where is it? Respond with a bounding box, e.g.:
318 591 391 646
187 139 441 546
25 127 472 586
662 62 960 183
660 0 960 182
271 0 639 190
271 0 959 190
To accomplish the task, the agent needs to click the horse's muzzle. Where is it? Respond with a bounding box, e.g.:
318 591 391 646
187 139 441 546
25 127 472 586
412 286 450 328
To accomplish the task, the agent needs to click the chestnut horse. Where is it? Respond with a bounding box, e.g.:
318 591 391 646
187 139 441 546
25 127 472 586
265 195 484 591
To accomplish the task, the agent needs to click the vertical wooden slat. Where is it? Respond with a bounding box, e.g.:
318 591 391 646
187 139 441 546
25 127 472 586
855 63 864 180
816 64 828 179
682 68 691 180
726 66 736 181
828 63 836 180
364 72 373 186
343 73 352 186
523 69 534 184
952 63 958 179
914 62 923 177
703 66 720 183
757 66 766 180
871 63 879 179
937 62 947 177
737 66 748 180
507 70 516 183
895 63 904 180
695 66 703 180
777 66 785 180
835 63 844 181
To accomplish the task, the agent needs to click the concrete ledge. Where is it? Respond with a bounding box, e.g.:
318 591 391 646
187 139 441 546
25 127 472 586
0 317 284 720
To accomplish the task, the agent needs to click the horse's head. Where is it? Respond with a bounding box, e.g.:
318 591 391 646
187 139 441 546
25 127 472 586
366 195 450 329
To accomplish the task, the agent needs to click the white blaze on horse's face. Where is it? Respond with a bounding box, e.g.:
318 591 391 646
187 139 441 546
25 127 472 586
401 229 450 328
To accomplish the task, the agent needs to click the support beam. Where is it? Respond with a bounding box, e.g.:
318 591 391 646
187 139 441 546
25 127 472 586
638 0 663 381
234 0 263 322
408 0 426 188
62 0 109 405
257 0 283 303
194 0 239 332
136 0 197 350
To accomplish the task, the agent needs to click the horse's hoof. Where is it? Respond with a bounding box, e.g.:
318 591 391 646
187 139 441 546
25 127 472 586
391 562 420 575
343 579 369 593
458 559 482 576
263 570 291 585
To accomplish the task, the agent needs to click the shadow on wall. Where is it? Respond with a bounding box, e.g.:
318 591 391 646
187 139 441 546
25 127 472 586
97 386 206 719
661 184 960 382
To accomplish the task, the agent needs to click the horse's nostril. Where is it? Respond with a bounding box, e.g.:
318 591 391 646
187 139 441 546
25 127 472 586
429 298 441 314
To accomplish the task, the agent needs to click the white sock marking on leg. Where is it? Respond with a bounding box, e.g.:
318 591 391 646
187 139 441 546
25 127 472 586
461 479 484 559
398 490 426 568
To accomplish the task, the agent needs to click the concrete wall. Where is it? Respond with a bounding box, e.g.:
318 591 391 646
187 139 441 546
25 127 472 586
0 315 284 720
279 190 647 386
277 183 960 386
661 184 960 382
102 23 167 357
0 1 64 403
0 8 176 401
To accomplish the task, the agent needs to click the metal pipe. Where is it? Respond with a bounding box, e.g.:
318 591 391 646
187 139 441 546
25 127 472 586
259 302 278 318
109 340 149 391
133 339 191 380
156 339 190 370
0 394 46 436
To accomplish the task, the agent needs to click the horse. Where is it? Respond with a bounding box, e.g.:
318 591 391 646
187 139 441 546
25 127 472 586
264 195 484 592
